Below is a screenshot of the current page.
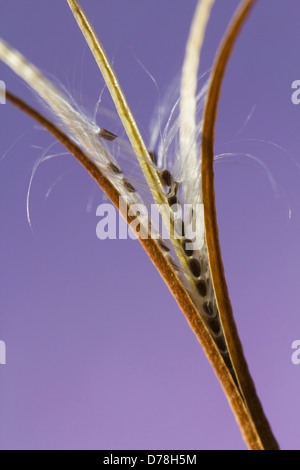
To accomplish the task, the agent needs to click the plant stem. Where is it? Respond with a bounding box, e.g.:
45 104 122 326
201 0 279 450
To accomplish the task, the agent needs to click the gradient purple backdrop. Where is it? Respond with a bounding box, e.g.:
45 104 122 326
0 0 299 450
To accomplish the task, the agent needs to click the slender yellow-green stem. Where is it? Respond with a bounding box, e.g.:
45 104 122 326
66 0 163 203
66 0 208 298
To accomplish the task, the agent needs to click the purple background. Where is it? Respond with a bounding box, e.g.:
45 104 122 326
0 0 299 450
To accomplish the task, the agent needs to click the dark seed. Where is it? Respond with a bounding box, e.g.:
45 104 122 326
188 258 201 278
168 195 178 208
208 318 221 336
123 180 136 193
222 353 232 370
182 238 194 257
203 301 214 317
158 240 170 252
148 150 157 165
196 279 207 297
108 162 122 175
98 128 118 141
160 170 173 187
215 336 227 353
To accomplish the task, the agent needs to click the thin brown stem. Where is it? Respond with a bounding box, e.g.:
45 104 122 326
201 0 279 450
